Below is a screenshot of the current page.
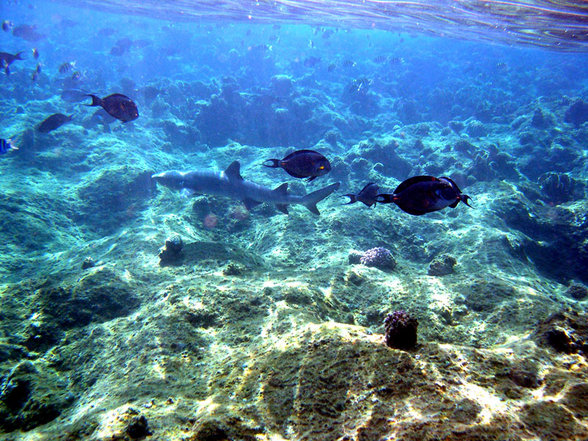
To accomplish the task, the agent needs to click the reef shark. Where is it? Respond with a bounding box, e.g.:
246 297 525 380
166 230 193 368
152 161 340 215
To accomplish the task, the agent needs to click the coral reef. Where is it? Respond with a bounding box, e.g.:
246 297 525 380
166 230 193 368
359 247 397 270
158 235 184 266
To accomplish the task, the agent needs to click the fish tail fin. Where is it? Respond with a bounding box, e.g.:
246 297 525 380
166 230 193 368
85 94 102 107
15 51 25 60
7 138 18 150
343 194 357 205
301 182 340 215
262 159 280 168
375 194 396 204
461 194 473 208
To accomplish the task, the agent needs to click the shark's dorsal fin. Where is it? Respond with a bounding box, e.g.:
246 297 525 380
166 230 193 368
272 183 288 195
225 161 243 181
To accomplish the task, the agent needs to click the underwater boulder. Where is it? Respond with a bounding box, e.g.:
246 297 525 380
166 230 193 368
538 172 583 205
34 268 141 329
564 99 588 127
0 360 73 432
76 166 155 234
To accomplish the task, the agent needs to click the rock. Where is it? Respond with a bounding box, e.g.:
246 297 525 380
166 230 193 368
126 414 152 439
538 172 582 205
81 257 95 270
223 261 244 276
35 268 141 329
562 382 588 417
565 283 588 300
348 250 363 264
428 255 457 276
0 361 72 431
533 310 588 355
159 235 184 266
564 99 588 127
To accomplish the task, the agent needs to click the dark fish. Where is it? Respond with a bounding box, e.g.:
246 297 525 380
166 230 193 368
37 113 73 133
32 48 39 59
12 24 46 42
2 20 13 32
110 37 132 56
344 183 379 207
376 176 472 216
303 56 321 67
348 77 371 96
0 51 24 75
373 55 388 64
86 93 139 123
342 59 356 68
322 29 334 39
98 27 115 37
327 63 336 72
263 149 331 182
0 138 18 154
31 63 41 82
71 71 81 80
59 61 75 74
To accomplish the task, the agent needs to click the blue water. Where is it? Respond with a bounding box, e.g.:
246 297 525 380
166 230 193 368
1 1 588 439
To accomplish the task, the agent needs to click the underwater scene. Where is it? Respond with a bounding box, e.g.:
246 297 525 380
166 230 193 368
1 0 588 440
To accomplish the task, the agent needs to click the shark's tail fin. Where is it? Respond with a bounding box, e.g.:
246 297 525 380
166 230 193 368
301 182 340 215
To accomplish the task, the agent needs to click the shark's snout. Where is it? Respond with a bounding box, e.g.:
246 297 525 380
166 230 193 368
151 170 186 190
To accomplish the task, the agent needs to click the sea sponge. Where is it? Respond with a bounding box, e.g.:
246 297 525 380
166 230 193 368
384 310 418 350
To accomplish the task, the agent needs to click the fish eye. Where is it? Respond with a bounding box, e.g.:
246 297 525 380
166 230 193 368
319 166 324 170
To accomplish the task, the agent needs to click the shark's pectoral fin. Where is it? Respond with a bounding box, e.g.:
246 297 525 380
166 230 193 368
275 204 289 214
243 198 262 210
225 161 244 181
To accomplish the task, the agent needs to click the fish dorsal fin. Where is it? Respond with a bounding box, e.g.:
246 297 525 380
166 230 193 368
394 176 438 194
105 93 130 100
360 182 376 192
439 176 461 192
272 183 288 195
225 161 243 181
283 149 316 161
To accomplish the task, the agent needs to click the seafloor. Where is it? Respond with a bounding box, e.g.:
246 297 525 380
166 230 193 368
1 6 588 441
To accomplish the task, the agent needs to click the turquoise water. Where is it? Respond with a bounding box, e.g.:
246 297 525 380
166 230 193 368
0 1 587 440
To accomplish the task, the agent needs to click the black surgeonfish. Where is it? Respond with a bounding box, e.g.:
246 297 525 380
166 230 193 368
86 93 139 123
0 51 24 75
376 176 472 215
344 182 379 207
37 113 72 133
263 149 331 181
